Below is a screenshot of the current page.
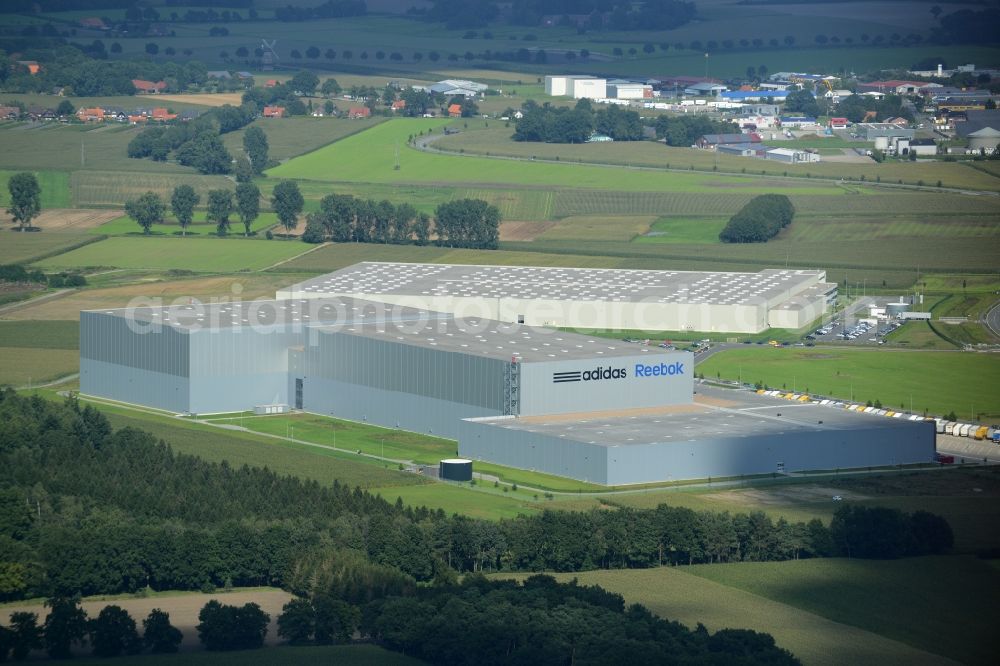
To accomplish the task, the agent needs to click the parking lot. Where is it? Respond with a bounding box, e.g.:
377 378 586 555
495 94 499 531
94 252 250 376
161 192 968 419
805 318 902 345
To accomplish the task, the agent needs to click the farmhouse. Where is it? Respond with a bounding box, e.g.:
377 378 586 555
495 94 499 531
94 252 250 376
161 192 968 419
348 107 371 119
262 106 286 118
132 79 167 94
447 103 462 117
77 107 105 122
391 100 406 112
0 106 19 120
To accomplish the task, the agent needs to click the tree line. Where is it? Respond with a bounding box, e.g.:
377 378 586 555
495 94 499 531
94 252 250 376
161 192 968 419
420 0 695 31
513 99 643 144
0 390 952 607
653 115 739 147
304 196 499 249
0 599 182 660
126 104 262 174
718 194 795 243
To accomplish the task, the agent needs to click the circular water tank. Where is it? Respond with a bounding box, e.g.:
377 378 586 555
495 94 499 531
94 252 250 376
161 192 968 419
439 458 473 482
887 302 910 316
874 136 889 150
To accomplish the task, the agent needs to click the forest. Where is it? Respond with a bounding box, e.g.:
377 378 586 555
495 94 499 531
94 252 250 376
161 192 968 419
718 194 795 243
0 390 951 604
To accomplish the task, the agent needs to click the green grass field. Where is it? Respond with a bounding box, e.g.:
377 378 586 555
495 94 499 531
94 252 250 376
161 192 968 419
375 483 541 520
0 348 78 386
697 348 1000 421
92 212 278 237
0 231 96 265
98 409 427 490
267 119 853 194
35 237 313 272
221 117 385 163
205 412 457 465
496 564 956 666
0 320 78 349
0 170 71 209
634 217 727 244
432 124 1000 191
687 556 1000 666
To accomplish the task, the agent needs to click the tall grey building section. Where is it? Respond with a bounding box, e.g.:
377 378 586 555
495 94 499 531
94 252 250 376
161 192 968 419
459 386 935 485
294 318 690 439
80 298 440 414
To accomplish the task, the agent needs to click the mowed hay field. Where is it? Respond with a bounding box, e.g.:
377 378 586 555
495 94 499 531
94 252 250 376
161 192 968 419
34 237 314 272
496 566 954 666
697 348 1000 421
267 119 850 194
535 215 657 242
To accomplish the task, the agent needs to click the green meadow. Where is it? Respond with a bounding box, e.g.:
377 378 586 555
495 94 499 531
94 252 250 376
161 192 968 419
267 119 849 193
697 347 1000 420
34 236 312 272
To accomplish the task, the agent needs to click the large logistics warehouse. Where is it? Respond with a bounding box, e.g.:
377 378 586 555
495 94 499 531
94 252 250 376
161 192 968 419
278 262 837 334
80 262 930 484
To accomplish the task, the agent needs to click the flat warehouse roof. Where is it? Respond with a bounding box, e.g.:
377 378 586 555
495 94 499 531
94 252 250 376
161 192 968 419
315 317 683 362
469 385 926 447
85 297 445 331
285 263 828 307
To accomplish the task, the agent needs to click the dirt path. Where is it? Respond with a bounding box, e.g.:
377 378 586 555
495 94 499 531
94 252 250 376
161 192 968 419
3 209 121 232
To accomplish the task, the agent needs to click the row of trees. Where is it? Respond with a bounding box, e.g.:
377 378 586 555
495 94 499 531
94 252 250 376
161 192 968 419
421 0 696 31
0 264 86 288
513 99 643 143
0 600 181 660
303 196 499 249
124 184 258 237
0 390 953 604
719 194 795 243
653 115 738 147
0 46 216 97
124 178 301 237
280 574 799 665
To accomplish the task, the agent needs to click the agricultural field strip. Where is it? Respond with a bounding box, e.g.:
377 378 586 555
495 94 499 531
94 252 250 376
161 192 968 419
495 567 960 666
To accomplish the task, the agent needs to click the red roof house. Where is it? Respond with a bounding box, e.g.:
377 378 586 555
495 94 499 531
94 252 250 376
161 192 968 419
348 107 371 119
828 117 849 129
132 79 167 94
263 106 286 118
77 107 105 122
151 107 177 121
447 103 462 117
391 100 406 111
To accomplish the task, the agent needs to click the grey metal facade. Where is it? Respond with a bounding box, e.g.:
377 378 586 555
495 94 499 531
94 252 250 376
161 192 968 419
459 418 935 485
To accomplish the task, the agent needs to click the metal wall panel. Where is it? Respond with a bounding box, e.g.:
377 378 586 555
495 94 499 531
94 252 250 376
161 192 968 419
459 417 935 485
519 351 693 416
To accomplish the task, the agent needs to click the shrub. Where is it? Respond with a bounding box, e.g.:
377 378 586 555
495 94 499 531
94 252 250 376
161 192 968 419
718 194 795 243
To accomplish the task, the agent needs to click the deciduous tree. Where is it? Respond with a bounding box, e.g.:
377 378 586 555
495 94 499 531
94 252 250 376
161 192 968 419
6 172 41 231
207 189 233 236
235 182 260 236
143 609 182 654
90 605 142 657
170 184 199 236
125 191 166 235
242 126 269 174
271 180 304 234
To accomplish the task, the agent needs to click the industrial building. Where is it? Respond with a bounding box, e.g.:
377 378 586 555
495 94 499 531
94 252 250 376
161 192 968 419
460 385 933 485
544 75 607 99
81 263 932 486
277 263 838 334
